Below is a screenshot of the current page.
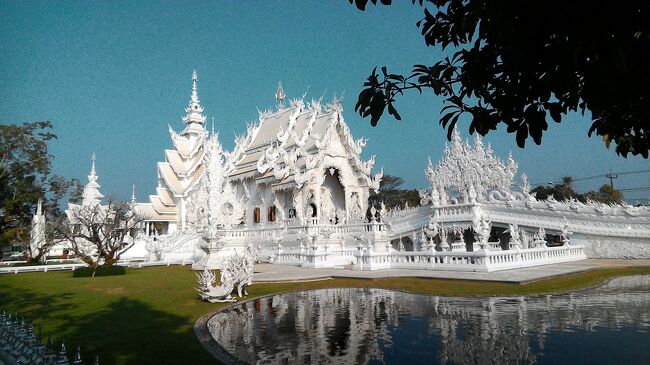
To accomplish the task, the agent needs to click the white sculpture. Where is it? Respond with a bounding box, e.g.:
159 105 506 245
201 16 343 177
196 245 257 302
533 227 547 248
439 225 449 251
472 210 492 251
560 218 573 246
508 224 523 250
196 268 235 303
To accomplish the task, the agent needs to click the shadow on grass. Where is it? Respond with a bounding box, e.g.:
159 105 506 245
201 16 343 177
0 284 214 365
63 298 211 365
0 284 77 322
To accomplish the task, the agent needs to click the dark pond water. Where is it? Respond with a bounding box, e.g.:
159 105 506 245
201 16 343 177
208 275 650 364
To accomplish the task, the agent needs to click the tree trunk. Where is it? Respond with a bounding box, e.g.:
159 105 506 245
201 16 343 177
103 256 115 267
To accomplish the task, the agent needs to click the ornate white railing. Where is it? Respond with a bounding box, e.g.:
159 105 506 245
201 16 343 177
218 221 389 241
274 248 358 268
352 245 586 272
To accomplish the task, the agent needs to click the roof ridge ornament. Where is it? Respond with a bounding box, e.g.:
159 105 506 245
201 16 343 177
182 70 207 126
90 152 97 179
82 153 104 206
275 81 286 108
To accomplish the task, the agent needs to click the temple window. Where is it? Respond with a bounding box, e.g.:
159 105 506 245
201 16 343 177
268 206 277 222
253 207 261 223
309 203 318 218
288 208 296 218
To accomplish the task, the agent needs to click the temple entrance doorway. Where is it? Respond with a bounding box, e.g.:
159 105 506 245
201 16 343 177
321 168 346 224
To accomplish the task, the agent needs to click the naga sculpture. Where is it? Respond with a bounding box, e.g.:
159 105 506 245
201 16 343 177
196 245 257 302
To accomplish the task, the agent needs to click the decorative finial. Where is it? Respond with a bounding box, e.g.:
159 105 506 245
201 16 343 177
37 199 43 216
211 116 215 135
191 70 199 102
275 81 286 107
183 70 206 125
90 153 96 177
57 339 68 362
131 184 136 203
73 346 82 364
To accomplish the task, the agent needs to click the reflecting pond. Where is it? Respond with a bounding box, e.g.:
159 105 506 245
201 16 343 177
208 275 650 364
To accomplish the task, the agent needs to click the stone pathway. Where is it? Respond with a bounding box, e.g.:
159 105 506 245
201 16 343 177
252 259 650 284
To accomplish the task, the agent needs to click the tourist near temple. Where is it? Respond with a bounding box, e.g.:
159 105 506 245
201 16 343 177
46 71 650 273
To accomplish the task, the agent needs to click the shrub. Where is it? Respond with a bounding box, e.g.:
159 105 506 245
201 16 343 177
73 266 126 278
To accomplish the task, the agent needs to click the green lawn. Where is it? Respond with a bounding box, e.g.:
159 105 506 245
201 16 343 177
1 265 649 365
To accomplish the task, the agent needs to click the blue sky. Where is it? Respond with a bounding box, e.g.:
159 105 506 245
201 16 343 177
1 1 648 202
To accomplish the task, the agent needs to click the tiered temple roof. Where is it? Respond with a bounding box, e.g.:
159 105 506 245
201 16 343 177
82 153 104 206
138 71 208 222
227 91 380 192
139 75 381 224
66 154 108 222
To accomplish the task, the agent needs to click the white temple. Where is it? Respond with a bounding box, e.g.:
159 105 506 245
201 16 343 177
48 71 650 271
130 71 383 267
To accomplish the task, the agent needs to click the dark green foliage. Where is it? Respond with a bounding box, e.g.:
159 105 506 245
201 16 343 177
0 122 54 250
532 176 625 203
0 121 81 260
584 185 625 204
532 176 581 201
350 0 649 158
369 175 421 210
72 266 126 278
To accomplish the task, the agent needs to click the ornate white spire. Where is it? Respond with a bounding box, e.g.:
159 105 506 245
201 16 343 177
30 198 46 261
182 70 207 125
90 152 97 179
131 184 137 203
82 153 104 206
275 81 286 107
192 69 198 96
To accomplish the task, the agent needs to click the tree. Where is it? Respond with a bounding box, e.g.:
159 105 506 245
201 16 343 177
369 175 421 210
0 121 81 262
531 176 625 204
350 0 649 157
55 196 147 272
585 184 625 204
532 176 582 201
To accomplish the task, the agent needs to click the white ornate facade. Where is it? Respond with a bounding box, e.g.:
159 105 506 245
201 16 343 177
45 71 649 271
129 72 382 267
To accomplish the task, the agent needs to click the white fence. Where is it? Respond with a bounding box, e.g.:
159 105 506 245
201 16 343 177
274 248 357 268
0 259 195 275
352 245 586 272
0 263 87 274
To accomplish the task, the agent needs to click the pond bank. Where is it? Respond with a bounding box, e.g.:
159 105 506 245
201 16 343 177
252 259 650 284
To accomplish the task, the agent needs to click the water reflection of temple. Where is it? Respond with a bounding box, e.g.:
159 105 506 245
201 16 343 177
207 276 650 365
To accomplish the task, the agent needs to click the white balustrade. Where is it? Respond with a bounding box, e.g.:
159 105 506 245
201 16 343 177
352 245 586 272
